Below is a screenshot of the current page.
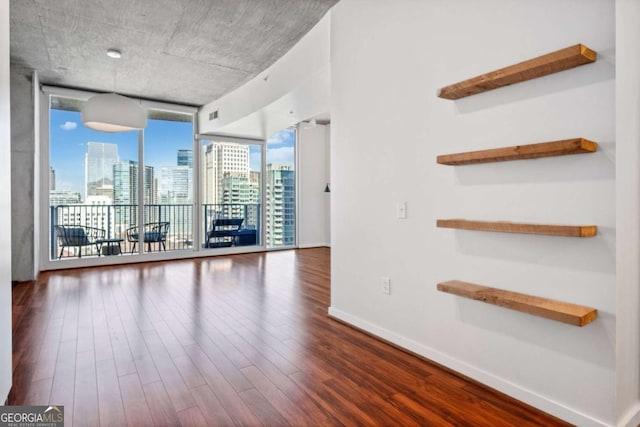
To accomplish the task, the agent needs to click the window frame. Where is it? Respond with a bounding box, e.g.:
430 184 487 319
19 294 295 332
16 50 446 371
39 86 298 271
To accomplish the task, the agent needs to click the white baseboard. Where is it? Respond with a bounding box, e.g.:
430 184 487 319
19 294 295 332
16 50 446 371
328 307 611 427
620 403 640 427
298 243 329 249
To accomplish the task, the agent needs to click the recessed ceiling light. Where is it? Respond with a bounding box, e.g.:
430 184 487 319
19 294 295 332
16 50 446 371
106 49 122 59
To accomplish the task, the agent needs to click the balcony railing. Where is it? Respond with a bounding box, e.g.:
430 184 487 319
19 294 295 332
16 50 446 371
50 203 261 260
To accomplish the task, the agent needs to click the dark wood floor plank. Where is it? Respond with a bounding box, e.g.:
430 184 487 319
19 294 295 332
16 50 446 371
119 373 155 427
96 358 127 427
177 405 208 427
49 339 76 424
172 354 207 389
238 388 288 427
289 371 375 427
461 381 569 426
10 248 571 427
23 377 52 406
189 384 236 427
241 365 311 426
141 329 197 412
183 344 262 427
142 380 182 427
390 392 457 427
31 317 63 382
73 349 99 427
133 351 162 386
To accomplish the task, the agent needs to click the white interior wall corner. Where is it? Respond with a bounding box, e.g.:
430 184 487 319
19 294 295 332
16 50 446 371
297 124 330 247
0 0 13 405
615 0 640 425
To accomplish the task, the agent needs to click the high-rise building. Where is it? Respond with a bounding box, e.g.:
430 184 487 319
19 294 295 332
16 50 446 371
201 142 250 204
85 142 119 199
113 161 155 233
265 164 295 247
219 172 254 219
177 149 193 167
113 160 155 205
49 167 56 191
49 190 81 205
158 166 192 204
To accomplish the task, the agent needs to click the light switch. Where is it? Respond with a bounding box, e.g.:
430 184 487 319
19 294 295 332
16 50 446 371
397 201 407 219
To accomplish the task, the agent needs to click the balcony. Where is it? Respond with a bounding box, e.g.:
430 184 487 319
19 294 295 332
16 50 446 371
50 203 261 259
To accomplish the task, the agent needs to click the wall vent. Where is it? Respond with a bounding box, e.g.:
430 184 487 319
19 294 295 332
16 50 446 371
209 110 219 121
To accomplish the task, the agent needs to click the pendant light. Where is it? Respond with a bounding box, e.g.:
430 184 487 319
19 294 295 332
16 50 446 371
81 49 147 132
82 93 147 132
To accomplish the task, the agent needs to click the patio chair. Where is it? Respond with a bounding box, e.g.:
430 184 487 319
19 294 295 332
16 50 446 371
206 218 243 248
126 222 170 253
55 225 105 258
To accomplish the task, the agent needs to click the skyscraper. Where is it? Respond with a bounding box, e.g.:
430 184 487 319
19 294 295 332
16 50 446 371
177 149 193 167
85 142 118 199
265 164 295 247
113 160 155 233
201 142 250 204
158 166 192 204
113 160 155 205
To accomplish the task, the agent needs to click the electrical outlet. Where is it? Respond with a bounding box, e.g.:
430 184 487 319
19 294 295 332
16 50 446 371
381 277 391 295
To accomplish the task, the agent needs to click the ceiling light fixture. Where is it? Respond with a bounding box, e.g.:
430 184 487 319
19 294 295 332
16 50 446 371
82 93 147 132
106 48 122 59
81 48 147 132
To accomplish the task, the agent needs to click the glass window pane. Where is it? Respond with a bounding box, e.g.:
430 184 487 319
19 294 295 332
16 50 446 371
201 140 261 249
265 129 296 248
49 95 138 259
143 113 194 253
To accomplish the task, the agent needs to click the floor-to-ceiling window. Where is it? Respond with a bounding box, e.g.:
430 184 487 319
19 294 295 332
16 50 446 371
42 88 298 268
265 128 296 248
199 137 263 250
43 89 196 265
143 111 194 253
48 94 140 259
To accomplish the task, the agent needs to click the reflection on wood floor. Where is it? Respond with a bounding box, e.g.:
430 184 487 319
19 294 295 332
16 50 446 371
10 248 569 426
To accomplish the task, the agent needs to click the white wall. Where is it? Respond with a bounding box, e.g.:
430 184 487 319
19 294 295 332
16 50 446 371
0 0 13 404
298 123 330 248
329 1 615 425
615 1 640 425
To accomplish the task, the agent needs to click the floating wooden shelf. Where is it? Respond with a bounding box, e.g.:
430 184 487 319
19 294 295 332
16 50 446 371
437 44 597 100
437 138 597 166
436 219 597 237
437 280 597 326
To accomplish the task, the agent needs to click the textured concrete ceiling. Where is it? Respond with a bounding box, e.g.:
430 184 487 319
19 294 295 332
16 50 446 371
9 0 338 106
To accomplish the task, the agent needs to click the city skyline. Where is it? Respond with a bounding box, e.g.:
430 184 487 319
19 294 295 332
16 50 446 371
50 107 296 249
50 108 295 196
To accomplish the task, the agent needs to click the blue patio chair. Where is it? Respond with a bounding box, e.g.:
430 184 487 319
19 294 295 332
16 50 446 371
55 225 105 258
126 222 170 253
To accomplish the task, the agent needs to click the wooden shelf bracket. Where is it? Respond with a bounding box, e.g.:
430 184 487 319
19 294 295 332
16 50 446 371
437 280 597 326
437 44 597 100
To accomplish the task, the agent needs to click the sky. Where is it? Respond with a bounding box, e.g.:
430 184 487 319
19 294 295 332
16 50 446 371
50 108 295 195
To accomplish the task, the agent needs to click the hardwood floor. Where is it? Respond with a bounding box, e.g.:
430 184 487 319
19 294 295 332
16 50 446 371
9 248 570 426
